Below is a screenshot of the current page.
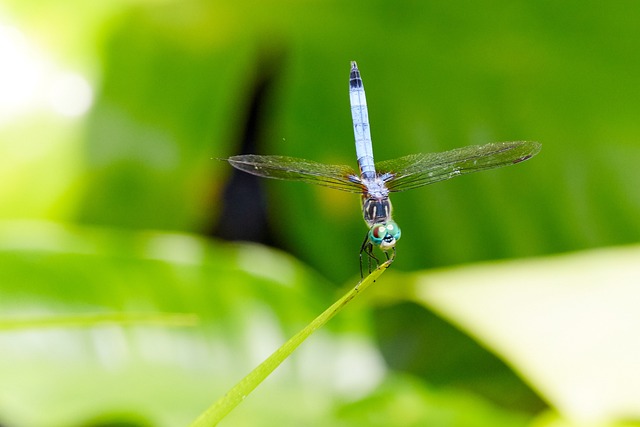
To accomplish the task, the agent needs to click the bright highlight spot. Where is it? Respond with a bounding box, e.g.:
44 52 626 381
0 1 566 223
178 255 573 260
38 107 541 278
0 24 42 120
0 22 93 124
48 72 94 117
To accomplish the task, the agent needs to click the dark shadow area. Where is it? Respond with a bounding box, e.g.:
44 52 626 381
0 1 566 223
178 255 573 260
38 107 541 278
210 51 286 247
374 301 548 413
76 412 152 427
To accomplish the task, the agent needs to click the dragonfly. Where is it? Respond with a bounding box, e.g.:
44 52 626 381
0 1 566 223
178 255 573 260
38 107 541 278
225 61 541 276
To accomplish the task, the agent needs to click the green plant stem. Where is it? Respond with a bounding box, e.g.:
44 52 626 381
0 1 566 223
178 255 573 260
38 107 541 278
189 258 393 427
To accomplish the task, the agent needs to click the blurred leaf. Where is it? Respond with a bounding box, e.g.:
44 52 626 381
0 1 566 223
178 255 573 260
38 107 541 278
0 220 356 427
390 245 640 424
373 301 546 413
336 373 531 427
0 312 197 331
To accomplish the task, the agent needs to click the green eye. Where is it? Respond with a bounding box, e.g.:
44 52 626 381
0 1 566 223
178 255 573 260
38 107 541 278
369 224 386 245
368 222 402 247
386 221 401 241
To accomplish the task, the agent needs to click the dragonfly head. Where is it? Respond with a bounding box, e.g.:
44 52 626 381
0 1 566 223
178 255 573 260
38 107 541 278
368 221 401 250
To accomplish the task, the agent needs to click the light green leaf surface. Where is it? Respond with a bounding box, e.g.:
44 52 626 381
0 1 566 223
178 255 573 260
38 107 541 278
399 246 640 424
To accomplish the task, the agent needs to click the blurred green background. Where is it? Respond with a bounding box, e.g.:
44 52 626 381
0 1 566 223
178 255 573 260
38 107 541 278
1 1 640 426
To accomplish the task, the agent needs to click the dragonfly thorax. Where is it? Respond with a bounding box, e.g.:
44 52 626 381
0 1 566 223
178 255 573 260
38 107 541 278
362 194 392 227
359 173 392 226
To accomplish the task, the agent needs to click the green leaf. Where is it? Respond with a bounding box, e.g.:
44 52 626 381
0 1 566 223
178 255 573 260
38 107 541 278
398 245 640 423
0 312 198 331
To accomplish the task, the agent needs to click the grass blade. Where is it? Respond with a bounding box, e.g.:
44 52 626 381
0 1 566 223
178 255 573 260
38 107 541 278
189 259 393 426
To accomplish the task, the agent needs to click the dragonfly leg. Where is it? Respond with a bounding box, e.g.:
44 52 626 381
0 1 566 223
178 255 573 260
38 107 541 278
359 236 366 279
359 233 379 278
368 245 379 274
383 247 396 262
360 233 369 279
364 243 379 275
359 233 369 278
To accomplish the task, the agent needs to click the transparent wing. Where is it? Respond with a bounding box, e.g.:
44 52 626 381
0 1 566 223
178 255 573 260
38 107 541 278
377 141 541 192
226 154 363 193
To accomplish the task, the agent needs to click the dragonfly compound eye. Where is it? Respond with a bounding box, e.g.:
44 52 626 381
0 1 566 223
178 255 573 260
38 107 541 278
369 224 387 245
385 221 401 241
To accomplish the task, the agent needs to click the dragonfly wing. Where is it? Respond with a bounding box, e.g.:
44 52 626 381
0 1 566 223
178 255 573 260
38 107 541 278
226 154 363 193
377 141 541 192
